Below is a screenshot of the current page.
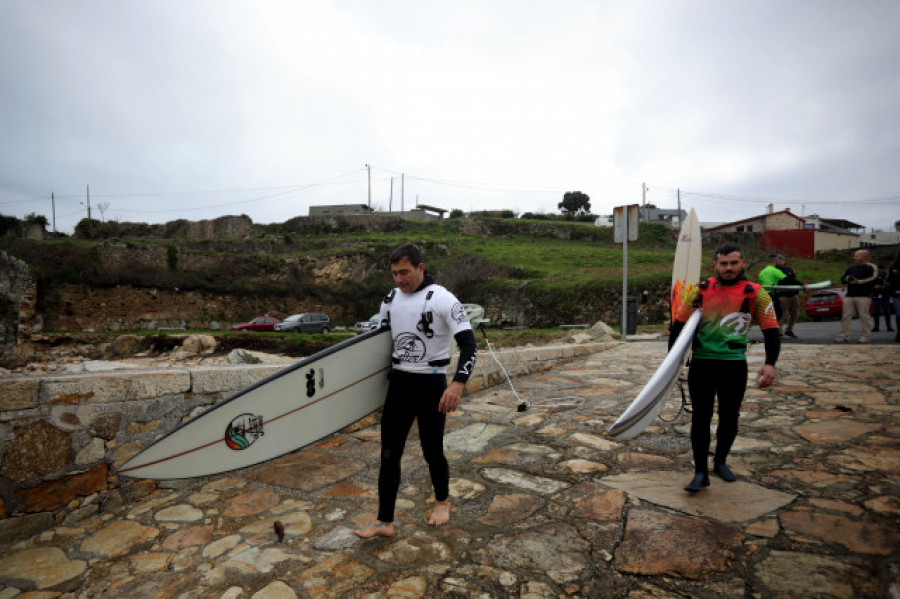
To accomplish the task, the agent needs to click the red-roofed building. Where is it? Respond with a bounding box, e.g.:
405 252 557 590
705 206 861 258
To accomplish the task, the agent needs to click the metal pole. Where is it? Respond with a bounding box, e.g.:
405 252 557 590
622 208 628 343
365 164 371 208
51 192 56 233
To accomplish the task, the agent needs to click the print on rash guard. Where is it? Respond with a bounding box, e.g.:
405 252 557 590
676 280 779 361
380 284 472 374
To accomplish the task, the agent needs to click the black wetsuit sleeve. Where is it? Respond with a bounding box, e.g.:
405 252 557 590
762 327 780 366
668 320 686 351
452 329 478 384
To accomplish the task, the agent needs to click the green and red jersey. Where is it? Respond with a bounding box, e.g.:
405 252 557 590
675 277 779 360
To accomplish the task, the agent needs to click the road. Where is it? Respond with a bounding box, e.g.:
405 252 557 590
748 317 898 345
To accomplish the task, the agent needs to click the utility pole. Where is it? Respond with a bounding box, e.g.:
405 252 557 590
677 188 681 227
84 185 92 220
641 182 647 222
51 192 56 233
365 164 371 208
401 173 405 213
389 177 393 212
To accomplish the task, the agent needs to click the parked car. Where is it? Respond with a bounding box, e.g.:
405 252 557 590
274 312 331 334
804 288 846 321
229 316 281 331
354 313 380 335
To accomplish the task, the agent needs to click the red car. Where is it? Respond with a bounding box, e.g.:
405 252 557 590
229 316 281 331
804 289 845 321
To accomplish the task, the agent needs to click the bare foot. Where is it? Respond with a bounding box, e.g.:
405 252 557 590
353 521 395 539
428 500 451 526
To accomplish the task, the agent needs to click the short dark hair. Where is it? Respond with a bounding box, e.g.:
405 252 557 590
714 243 744 259
390 243 424 266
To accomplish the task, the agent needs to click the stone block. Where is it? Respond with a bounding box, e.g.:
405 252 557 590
189 365 283 394
41 369 191 404
0 377 40 411
0 512 53 545
13 464 108 513
1 421 71 482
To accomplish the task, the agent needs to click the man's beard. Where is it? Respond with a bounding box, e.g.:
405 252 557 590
717 268 745 284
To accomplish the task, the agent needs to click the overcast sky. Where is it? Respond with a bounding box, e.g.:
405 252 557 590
2 0 899 234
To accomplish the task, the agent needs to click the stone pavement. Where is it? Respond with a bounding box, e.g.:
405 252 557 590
0 340 897 598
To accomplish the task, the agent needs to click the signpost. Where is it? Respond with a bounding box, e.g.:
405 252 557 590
613 204 640 341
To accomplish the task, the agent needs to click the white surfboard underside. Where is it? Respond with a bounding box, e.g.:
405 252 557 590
118 327 393 479
608 309 701 439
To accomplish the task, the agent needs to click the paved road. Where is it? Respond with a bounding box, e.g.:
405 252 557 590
748 318 899 345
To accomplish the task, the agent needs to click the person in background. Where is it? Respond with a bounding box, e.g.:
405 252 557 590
885 253 900 343
871 266 893 333
758 255 787 329
774 254 807 338
835 249 878 344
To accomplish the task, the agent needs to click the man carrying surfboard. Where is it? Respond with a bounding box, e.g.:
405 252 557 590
669 243 781 492
354 243 478 539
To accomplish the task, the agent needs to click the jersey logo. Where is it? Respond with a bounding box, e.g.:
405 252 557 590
721 312 752 336
451 302 467 324
394 332 427 363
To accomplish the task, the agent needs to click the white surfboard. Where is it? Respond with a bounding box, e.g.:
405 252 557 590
608 309 701 439
670 208 702 323
118 327 393 479
763 279 831 291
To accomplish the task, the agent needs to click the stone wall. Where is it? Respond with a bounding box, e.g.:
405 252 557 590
0 251 38 350
0 340 615 543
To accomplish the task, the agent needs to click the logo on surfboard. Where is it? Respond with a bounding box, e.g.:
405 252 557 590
225 413 265 450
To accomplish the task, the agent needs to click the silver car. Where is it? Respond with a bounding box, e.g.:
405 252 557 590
274 313 330 334
354 314 380 335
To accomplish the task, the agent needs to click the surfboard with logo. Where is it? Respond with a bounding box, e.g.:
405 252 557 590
608 309 701 439
763 279 831 291
608 209 702 439
118 326 393 479
670 208 702 323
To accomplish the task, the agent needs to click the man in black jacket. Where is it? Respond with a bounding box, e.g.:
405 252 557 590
775 254 807 338
871 266 894 333
836 249 877 344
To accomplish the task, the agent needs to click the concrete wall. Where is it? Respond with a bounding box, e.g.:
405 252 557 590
0 340 615 543
814 230 862 253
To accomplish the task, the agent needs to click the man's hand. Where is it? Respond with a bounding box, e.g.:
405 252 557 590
439 381 465 413
757 364 775 388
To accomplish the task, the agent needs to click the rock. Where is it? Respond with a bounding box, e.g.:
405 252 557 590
111 335 144 357
0 377 40 411
75 437 106 465
0 513 54 545
252 580 298 599
589 320 618 341
81 520 160 558
89 412 122 440
474 523 589 584
1 421 71 482
0 547 87 590
228 348 263 364
13 465 108 513
615 509 744 578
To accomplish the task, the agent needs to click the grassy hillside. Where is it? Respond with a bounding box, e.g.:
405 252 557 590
0 215 857 328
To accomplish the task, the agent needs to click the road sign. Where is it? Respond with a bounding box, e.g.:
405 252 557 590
613 204 640 243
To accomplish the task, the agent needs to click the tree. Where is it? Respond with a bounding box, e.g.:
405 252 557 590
24 212 49 227
558 191 591 216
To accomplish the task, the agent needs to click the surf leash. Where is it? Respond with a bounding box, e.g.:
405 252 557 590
657 377 692 422
477 324 529 412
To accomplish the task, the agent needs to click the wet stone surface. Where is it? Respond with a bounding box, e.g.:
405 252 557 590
0 341 897 597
